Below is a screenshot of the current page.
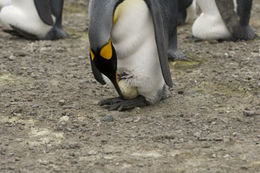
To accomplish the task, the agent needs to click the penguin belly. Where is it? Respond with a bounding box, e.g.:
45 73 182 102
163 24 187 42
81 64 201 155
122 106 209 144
192 0 231 40
0 0 11 7
111 0 167 103
0 0 52 38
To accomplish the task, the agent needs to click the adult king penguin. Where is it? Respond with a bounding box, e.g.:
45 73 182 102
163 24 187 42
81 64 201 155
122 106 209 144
0 0 69 40
88 0 182 111
192 0 257 41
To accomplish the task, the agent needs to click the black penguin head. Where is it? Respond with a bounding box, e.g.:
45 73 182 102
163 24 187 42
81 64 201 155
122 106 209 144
89 40 123 98
88 0 124 97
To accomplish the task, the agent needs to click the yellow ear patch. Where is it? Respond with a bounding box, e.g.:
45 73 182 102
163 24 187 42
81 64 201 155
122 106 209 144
113 7 120 24
90 50 95 61
100 40 113 60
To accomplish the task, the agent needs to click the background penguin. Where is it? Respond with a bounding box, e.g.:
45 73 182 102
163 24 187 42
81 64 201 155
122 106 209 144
0 0 11 7
0 0 69 40
88 0 180 111
192 0 257 41
177 0 197 25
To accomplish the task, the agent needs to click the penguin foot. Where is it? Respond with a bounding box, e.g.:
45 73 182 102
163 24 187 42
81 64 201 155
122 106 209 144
99 96 149 111
44 27 70 40
232 26 257 41
168 49 188 61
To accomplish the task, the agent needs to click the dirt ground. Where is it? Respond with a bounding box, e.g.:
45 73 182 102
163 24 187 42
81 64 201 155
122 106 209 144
0 1 259 173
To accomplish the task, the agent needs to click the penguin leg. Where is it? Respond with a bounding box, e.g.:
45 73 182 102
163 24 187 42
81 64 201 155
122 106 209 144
99 96 149 111
168 28 187 61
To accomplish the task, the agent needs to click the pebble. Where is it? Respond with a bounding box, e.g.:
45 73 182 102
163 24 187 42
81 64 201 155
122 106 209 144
59 116 70 123
58 99 66 106
8 54 15 61
103 115 114 122
243 110 258 117
14 51 27 57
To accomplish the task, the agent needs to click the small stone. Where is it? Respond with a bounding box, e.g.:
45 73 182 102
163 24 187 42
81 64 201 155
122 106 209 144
58 99 65 106
8 54 15 61
59 116 70 123
14 51 27 57
177 90 184 95
88 150 97 155
103 115 114 122
193 132 201 138
223 154 230 158
212 153 217 158
243 110 258 117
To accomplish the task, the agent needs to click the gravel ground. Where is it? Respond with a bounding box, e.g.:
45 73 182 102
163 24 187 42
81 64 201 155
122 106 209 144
0 1 259 173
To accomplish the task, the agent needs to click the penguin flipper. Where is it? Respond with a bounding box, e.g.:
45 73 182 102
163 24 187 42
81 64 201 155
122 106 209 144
34 0 54 26
144 0 173 87
215 0 256 40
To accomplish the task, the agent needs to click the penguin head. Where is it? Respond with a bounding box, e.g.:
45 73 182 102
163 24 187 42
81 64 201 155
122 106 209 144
88 0 124 98
89 40 123 98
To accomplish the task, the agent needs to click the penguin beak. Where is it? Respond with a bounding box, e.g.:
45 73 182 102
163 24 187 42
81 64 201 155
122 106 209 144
88 0 124 98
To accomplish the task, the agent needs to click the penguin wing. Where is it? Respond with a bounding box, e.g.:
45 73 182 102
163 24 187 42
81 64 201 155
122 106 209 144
144 0 173 87
236 0 252 26
216 0 256 40
215 0 240 35
34 0 54 25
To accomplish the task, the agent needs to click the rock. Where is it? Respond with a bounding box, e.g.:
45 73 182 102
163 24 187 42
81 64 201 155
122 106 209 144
102 115 114 122
243 110 259 117
58 99 66 106
59 116 70 123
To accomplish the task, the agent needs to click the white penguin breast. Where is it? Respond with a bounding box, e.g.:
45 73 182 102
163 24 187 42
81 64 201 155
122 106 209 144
0 0 11 7
0 0 52 37
192 0 231 40
111 0 165 102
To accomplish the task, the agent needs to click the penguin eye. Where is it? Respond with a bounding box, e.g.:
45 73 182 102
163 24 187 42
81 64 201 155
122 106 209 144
100 39 113 60
90 49 95 61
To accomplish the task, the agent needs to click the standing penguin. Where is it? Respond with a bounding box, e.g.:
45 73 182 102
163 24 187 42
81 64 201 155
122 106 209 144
88 0 181 111
0 0 69 40
177 0 197 25
192 0 256 41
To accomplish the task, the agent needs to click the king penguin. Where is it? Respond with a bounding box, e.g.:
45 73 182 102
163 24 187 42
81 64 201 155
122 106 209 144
88 0 181 111
177 0 197 25
0 0 69 40
192 0 257 41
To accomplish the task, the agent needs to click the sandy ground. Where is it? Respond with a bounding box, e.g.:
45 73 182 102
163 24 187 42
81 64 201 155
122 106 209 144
0 1 259 173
